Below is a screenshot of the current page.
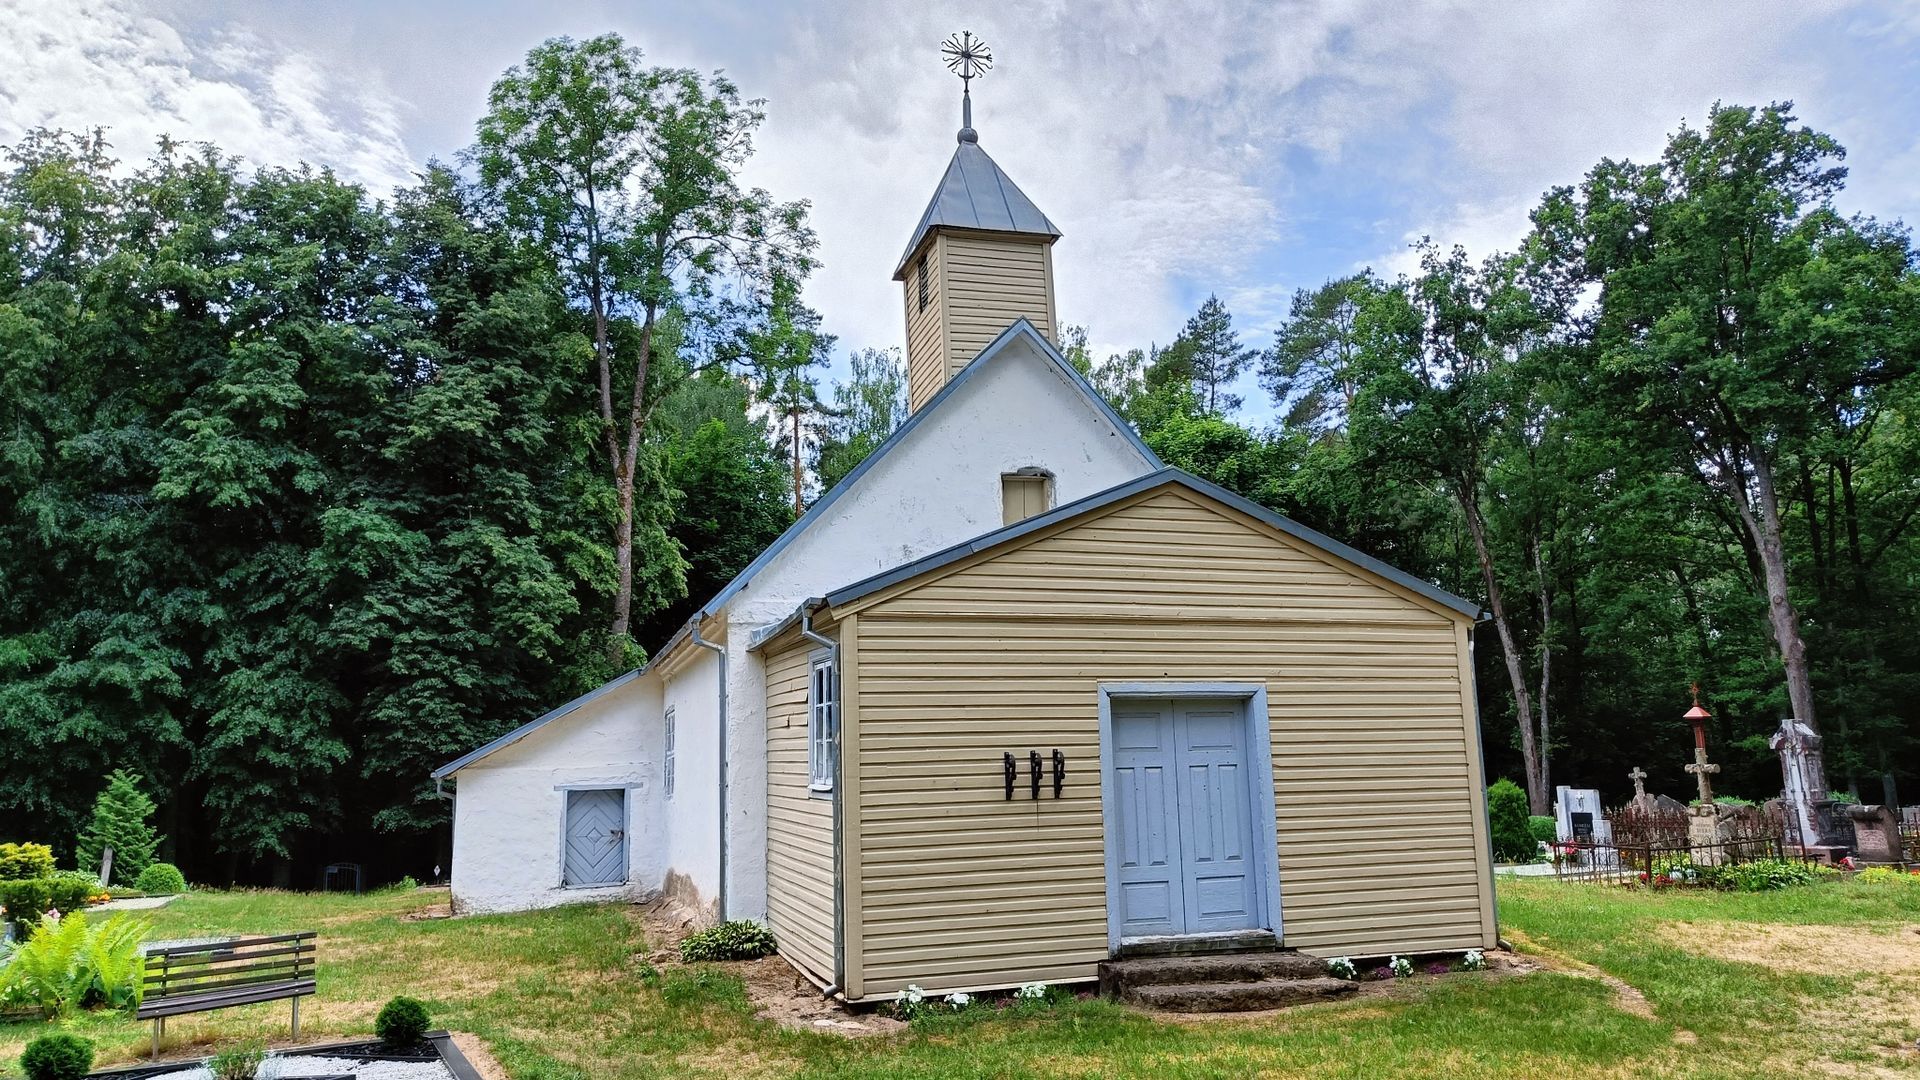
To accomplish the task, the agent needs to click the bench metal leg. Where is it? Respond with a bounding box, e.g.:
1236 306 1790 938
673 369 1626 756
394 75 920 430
152 1017 163 1058
291 995 300 1040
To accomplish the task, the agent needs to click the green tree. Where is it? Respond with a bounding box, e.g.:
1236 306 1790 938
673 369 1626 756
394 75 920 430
1486 778 1535 862
1150 295 1256 415
473 33 817 653
1263 272 1381 435
75 770 161 884
1533 102 1920 802
812 347 908 495
1348 243 1563 813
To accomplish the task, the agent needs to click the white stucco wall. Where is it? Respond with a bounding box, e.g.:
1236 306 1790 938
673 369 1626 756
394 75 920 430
661 649 722 913
449 677 664 914
716 332 1160 921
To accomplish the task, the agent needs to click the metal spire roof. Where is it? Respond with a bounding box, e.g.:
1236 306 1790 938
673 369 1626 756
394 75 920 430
892 137 1061 279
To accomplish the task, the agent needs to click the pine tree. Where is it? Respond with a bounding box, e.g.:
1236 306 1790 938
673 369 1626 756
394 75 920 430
75 770 162 884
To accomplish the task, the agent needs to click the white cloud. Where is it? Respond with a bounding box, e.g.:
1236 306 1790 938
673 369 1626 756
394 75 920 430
0 0 415 191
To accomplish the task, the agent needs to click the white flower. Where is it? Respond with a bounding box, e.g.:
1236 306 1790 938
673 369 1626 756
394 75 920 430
1461 949 1486 971
946 991 971 1009
1016 981 1048 1000
1388 955 1412 978
1326 956 1356 979
901 984 924 1005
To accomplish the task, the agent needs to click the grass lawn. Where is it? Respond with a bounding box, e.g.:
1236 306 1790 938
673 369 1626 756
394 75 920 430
3 877 1917 1079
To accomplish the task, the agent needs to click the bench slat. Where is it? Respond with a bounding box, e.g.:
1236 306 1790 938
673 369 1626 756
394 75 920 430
146 955 310 985
146 943 315 971
147 967 312 998
146 932 315 958
136 979 315 1020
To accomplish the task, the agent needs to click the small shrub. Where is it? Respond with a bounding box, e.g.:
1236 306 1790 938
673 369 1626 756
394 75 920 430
1325 956 1356 980
207 1042 265 1080
134 862 187 895
679 919 777 962
19 1034 93 1080
1460 949 1487 971
0 842 56 882
1855 866 1920 886
1487 779 1536 863
1526 815 1557 845
1695 859 1837 892
375 995 432 1046
1388 955 1413 979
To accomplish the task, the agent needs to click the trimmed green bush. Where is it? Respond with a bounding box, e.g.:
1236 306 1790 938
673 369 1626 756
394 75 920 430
1526 815 1557 844
75 769 163 885
19 1034 94 1080
679 920 777 962
1695 859 1838 891
0 842 56 881
1487 779 1536 863
0 873 98 928
134 862 187 895
375 995 432 1046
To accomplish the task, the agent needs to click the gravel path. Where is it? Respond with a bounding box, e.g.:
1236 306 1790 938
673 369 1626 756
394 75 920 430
149 1056 451 1080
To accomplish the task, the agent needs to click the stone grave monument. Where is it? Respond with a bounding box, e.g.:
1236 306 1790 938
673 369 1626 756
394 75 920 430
1769 717 1855 858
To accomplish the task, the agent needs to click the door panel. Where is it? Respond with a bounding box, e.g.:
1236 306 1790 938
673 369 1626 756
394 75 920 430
563 788 627 887
1112 703 1184 937
1110 697 1263 939
1173 701 1260 933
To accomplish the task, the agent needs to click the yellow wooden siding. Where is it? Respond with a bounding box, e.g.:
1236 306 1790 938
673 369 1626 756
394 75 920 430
904 236 949 413
939 234 1054 382
764 636 835 987
846 487 1491 997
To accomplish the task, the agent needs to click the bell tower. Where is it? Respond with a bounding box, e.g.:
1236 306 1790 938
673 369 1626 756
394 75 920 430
896 33 1060 413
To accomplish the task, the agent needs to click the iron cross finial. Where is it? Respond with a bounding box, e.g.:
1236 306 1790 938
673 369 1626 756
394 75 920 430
942 31 993 143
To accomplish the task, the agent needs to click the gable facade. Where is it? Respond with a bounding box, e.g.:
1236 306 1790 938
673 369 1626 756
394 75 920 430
761 479 1495 1000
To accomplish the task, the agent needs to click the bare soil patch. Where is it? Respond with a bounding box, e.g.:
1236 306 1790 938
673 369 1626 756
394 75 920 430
624 901 903 1038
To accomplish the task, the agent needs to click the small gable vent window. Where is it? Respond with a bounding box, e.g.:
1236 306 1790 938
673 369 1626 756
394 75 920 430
808 654 837 794
915 252 930 313
1002 470 1053 525
664 706 676 799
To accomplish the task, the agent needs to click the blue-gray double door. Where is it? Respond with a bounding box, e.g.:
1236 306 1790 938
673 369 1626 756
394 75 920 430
1112 698 1262 939
563 788 627 887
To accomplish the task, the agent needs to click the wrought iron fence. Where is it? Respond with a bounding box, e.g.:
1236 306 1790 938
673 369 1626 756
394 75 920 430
1548 803 1816 886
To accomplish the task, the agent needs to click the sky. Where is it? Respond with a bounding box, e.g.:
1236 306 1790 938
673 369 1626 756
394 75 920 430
4 0 1919 422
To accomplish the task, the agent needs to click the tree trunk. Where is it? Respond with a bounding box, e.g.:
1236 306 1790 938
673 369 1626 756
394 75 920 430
1533 540 1553 802
1740 449 1828 800
1458 482 1547 815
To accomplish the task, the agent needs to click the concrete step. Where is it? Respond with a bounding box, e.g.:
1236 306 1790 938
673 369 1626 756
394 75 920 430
1112 929 1278 959
1098 951 1328 996
1122 976 1358 1012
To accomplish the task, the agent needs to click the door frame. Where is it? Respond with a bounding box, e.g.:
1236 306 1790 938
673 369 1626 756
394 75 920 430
555 783 637 889
1097 682 1282 952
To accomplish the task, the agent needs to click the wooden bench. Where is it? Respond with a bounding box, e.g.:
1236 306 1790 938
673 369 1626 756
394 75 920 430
138 932 316 1056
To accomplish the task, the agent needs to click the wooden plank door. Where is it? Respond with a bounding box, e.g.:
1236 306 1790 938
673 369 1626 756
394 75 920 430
563 789 627 887
1111 701 1186 937
1171 700 1260 934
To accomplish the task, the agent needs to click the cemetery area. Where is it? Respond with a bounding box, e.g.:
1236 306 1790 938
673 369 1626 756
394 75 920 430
0 873 1915 1079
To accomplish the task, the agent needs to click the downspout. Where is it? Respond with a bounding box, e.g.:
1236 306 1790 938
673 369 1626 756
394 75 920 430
798 599 842 996
688 616 728 922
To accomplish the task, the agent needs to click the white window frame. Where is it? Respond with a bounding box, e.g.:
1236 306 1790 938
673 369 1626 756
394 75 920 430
808 653 837 795
664 706 676 799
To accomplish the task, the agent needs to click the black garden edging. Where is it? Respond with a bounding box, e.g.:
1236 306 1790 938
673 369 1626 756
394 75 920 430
85 1031 484 1080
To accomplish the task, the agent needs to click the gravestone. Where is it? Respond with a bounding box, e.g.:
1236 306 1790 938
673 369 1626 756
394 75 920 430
1554 786 1612 844
1652 793 1687 814
1770 718 1855 856
1847 805 1901 865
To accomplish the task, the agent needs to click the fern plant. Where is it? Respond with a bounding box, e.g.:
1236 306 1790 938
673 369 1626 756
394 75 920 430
0 911 149 1016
